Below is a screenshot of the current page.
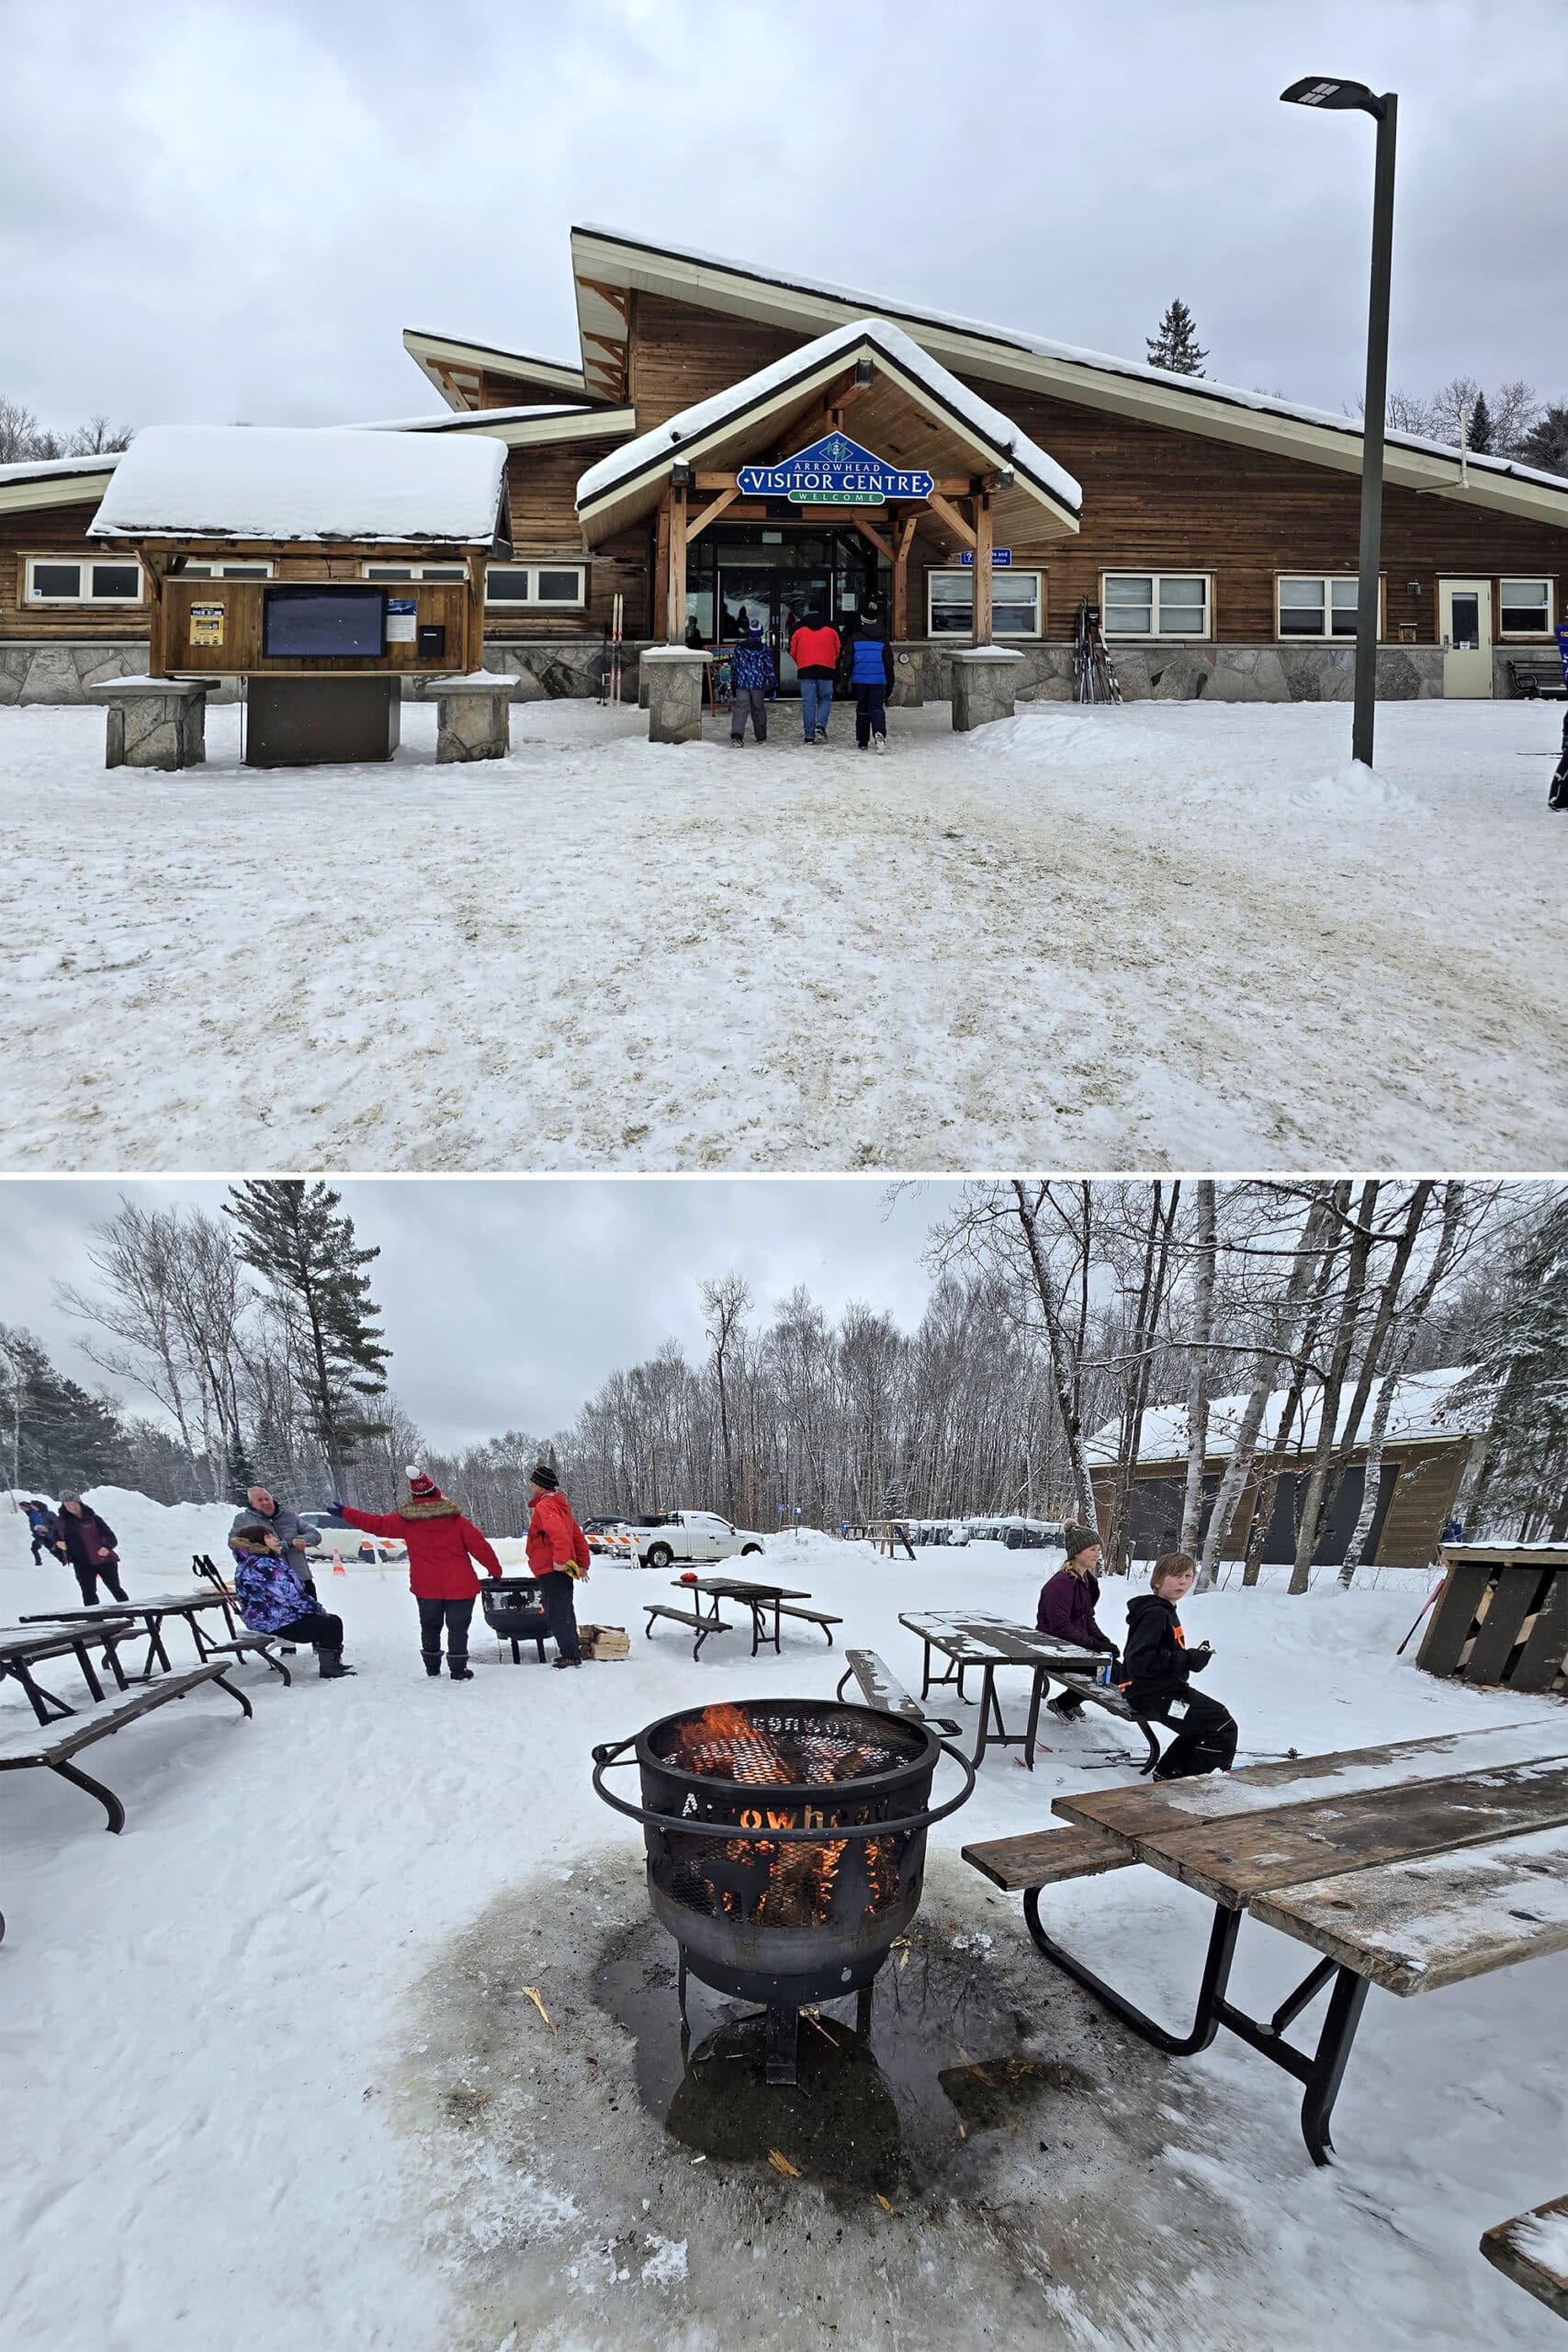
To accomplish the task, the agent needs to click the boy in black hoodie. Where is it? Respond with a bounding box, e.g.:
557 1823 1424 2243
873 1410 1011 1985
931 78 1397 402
1121 1552 1237 1781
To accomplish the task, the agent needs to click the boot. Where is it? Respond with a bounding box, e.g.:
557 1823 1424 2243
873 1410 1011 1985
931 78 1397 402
1047 1692 1084 1722
552 1655 581 1669
318 1647 356 1679
423 1653 443 1677
448 1657 474 1680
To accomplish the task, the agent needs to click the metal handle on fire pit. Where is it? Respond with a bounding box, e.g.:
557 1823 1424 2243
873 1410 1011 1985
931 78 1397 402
590 1733 977 1842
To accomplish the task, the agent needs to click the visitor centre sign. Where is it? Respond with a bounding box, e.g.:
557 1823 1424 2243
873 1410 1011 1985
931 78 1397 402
737 432 934 507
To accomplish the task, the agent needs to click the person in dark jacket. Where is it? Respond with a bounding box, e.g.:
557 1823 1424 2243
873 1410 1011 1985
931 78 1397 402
842 599 895 752
331 1467 501 1680
229 1486 319 1597
52 1497 129 1604
789 607 840 742
525 1464 591 1667
24 1499 59 1565
1036 1522 1118 1721
729 621 776 745
231 1526 355 1677
1121 1552 1236 1781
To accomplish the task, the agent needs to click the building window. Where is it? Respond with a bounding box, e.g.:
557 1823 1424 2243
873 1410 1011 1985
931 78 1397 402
360 562 468 582
1101 572 1211 639
25 555 144 605
180 560 276 579
485 563 587 608
1278 575 1361 639
1498 578 1552 636
927 569 1043 637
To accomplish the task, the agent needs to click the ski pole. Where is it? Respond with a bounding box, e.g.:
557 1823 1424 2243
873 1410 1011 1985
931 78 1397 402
1395 1577 1446 1657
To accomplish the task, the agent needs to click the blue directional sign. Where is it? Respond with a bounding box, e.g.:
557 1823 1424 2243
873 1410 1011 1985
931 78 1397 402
738 432 933 506
958 549 1013 567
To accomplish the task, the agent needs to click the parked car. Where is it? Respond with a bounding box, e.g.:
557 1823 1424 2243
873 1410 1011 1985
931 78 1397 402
625 1510 765 1570
297 1510 406 1566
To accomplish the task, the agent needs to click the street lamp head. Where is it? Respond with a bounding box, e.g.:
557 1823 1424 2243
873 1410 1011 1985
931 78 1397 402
1280 74 1387 119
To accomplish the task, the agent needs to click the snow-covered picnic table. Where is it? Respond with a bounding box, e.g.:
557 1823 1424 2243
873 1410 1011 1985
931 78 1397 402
898 1610 1101 1769
964 1720 1568 2165
18 1589 241 1680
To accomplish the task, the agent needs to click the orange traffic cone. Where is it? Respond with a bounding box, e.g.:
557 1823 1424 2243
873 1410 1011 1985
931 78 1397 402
331 1548 346 1577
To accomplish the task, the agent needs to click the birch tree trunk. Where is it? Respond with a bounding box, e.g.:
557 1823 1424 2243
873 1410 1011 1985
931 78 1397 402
1012 1181 1100 1521
1288 1181 1382 1593
1179 1181 1216 1555
1339 1182 1466 1584
1196 1187 1340 1589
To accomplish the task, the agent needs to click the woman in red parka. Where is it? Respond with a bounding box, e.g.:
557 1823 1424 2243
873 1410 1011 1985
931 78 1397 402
525 1464 590 1668
333 1467 501 1680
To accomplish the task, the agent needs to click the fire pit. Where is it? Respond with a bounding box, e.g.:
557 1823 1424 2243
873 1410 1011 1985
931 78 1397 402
592 1698 975 2082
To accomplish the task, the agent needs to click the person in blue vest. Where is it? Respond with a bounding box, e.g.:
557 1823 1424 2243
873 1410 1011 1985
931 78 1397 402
842 599 895 752
729 620 775 745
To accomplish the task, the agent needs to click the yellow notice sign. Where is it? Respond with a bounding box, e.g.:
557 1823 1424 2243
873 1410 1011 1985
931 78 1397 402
190 603 225 647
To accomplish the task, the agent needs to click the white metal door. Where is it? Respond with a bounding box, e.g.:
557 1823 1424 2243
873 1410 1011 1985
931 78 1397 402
1438 579 1493 697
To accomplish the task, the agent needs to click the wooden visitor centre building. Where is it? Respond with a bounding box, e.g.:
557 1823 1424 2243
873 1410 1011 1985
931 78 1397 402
4 224 1566 709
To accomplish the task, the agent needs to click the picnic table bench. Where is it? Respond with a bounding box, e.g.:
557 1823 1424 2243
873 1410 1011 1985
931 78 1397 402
644 1601 733 1660
836 1647 960 1736
898 1611 1103 1769
0 1662 253 1834
1482 2189 1568 2322
963 1719 1568 2165
0 1620 143 1724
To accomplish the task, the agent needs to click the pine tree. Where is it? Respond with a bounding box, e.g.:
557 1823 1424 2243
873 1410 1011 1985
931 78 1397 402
0 1324 124 1492
1463 1189 1568 1539
1466 390 1493 454
1146 299 1209 378
223 1182 390 1495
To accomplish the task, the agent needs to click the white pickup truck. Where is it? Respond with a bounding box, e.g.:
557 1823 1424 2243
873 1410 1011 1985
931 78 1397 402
624 1510 766 1570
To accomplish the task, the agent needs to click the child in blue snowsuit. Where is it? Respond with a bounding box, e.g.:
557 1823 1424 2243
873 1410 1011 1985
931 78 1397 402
843 603 895 751
729 622 775 744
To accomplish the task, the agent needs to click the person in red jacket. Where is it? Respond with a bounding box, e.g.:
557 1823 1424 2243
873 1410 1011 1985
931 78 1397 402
525 1464 590 1668
331 1466 501 1680
788 607 840 744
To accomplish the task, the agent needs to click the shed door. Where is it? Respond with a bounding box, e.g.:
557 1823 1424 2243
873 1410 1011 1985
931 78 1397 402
1438 578 1493 698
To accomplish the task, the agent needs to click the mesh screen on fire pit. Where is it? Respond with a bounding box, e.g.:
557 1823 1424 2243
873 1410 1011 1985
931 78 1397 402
649 1702 926 1789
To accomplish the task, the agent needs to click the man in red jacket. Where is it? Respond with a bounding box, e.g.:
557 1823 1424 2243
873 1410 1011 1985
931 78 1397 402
333 1467 501 1680
787 607 840 743
525 1464 590 1668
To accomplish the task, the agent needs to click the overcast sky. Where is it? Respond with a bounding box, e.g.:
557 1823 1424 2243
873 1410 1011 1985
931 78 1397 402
0 1178 963 1447
3 0 1562 436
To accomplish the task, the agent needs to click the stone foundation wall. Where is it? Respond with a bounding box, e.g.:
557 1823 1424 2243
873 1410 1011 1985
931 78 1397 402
897 640 1449 704
14 635 1539 708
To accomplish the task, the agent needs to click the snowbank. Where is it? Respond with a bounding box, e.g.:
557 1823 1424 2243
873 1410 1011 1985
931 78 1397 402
1 1486 240 1580
88 424 507 544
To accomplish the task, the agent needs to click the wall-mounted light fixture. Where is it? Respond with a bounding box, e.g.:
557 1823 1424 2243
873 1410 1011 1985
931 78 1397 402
670 461 694 490
854 358 875 387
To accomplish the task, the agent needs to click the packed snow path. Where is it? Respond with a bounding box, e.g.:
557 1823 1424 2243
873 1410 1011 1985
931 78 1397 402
2 698 1563 1169
4 1506 1564 2352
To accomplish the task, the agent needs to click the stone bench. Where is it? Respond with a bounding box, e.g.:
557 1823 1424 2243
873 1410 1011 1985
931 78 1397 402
640 645 709 743
949 645 1023 731
86 675 215 770
434 672 512 762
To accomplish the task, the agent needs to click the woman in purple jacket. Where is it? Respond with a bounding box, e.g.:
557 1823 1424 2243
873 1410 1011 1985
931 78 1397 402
1036 1522 1118 1721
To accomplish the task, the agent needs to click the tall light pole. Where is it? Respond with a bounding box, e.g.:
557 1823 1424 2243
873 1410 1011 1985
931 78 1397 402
1281 75 1398 771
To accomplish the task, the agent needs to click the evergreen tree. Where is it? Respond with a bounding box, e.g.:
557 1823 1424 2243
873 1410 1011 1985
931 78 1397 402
0 1324 125 1493
223 1182 390 1494
1464 1189 1568 1539
1466 390 1493 454
1519 401 1568 476
1146 298 1209 378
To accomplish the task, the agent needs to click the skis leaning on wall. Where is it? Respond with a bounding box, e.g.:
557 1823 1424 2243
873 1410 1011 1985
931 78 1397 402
1073 598 1122 704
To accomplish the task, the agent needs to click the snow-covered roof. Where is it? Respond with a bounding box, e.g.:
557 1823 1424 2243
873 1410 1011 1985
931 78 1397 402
0 451 123 484
355 404 593 431
88 424 510 545
571 225 1568 508
1086 1365 1485 1467
576 316 1081 527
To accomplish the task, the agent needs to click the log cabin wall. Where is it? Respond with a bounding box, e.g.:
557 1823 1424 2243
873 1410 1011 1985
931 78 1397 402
1 502 146 640
1093 1435 1468 1571
497 439 648 639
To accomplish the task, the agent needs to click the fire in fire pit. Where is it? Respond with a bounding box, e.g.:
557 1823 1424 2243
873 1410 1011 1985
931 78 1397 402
592 1697 974 2083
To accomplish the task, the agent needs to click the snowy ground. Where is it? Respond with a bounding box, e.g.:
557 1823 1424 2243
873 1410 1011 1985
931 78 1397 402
1 697 1563 1170
4 1490 1564 2351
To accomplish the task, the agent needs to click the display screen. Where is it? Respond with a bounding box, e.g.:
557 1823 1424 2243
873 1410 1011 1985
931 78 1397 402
263 587 386 659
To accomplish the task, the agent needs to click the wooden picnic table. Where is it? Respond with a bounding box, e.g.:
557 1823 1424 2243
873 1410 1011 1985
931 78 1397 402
898 1610 1101 1769
19 1589 241 1681
675 1576 815 1659
0 1621 139 1726
971 1719 1568 2164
